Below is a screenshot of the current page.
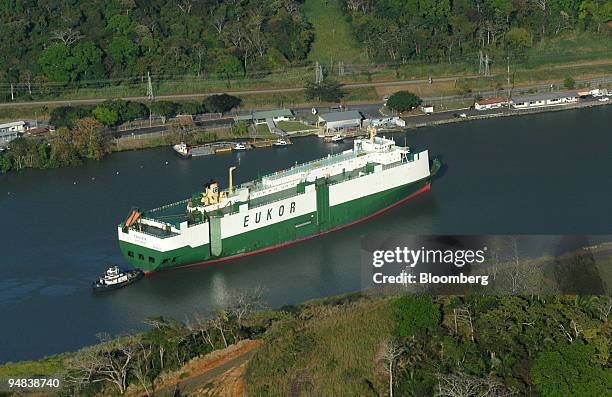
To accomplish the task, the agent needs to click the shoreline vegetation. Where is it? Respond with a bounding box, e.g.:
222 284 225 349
1 91 611 175
1 240 611 396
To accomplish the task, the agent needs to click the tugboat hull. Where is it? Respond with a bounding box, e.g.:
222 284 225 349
92 269 144 292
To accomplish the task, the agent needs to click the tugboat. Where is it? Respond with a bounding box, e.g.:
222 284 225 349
92 265 144 292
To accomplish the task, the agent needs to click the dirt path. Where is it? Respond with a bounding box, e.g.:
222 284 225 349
148 340 260 397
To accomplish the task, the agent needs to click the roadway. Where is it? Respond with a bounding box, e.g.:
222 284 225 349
4 75 609 110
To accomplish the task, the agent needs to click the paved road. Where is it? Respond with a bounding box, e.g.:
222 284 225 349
0 75 481 109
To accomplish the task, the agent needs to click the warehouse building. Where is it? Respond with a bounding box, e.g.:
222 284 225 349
318 110 363 133
512 92 578 109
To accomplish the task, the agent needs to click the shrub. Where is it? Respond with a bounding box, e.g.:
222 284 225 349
391 295 440 337
386 91 422 112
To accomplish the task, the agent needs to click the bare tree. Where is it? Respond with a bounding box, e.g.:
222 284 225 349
143 317 169 369
436 372 517 397
493 237 543 294
557 319 583 342
194 43 206 77
596 296 612 322
51 27 83 46
132 341 154 397
225 286 266 331
186 313 217 350
177 0 193 14
64 334 138 395
453 307 474 342
381 339 405 397
210 7 227 35
211 310 230 348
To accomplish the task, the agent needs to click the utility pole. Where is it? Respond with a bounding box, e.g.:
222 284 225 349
479 50 484 74
10 83 14 101
484 53 490 76
315 62 323 84
146 71 154 100
506 53 512 104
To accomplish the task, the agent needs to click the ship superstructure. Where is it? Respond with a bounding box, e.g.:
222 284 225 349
118 129 438 273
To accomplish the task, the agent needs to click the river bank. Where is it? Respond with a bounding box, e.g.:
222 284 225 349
109 97 612 155
2 237 611 396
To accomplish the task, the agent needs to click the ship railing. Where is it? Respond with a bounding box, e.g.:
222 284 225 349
147 198 190 214
247 190 306 211
258 149 366 181
132 225 178 239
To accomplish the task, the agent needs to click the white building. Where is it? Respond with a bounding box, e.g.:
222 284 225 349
252 109 294 124
421 105 434 114
0 121 26 144
512 92 578 109
0 121 26 133
318 110 363 133
475 97 510 110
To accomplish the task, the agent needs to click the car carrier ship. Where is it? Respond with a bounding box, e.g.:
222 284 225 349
118 127 440 273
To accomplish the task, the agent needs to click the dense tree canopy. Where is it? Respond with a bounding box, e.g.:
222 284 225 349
531 342 612 396
0 0 313 94
386 91 422 112
391 294 440 337
342 0 612 63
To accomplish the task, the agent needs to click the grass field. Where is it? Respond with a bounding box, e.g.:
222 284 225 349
303 0 366 65
276 120 314 132
246 295 393 396
255 123 270 134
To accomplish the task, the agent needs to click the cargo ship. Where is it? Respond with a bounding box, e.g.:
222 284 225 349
118 128 440 273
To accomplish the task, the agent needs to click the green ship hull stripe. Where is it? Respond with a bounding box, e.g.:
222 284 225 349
119 177 430 272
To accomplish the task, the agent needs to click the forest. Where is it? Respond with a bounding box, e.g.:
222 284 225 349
342 0 612 63
1 1 610 101
0 0 313 97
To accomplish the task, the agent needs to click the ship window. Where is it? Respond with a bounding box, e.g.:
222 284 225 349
162 258 169 264
138 253 144 260
149 256 155 263
172 257 177 263
128 251 134 257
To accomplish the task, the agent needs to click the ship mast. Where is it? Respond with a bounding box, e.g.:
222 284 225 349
229 166 237 195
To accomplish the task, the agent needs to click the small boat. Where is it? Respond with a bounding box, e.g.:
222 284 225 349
272 139 289 147
92 265 143 292
233 143 247 150
331 134 344 143
172 142 190 157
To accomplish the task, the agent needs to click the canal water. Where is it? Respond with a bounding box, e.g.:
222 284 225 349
1 106 611 362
